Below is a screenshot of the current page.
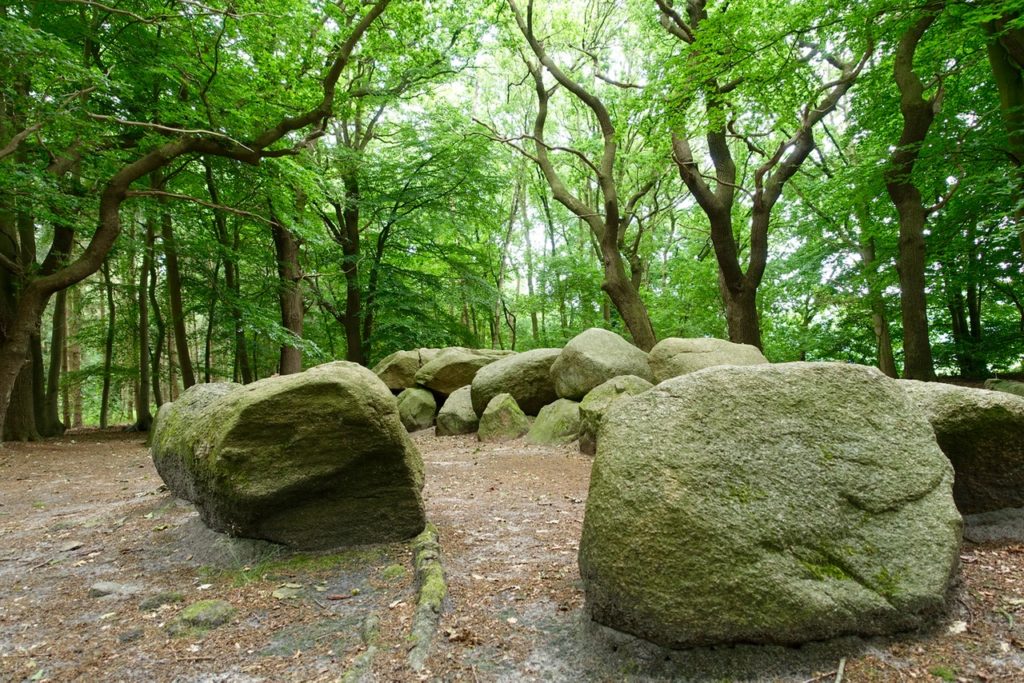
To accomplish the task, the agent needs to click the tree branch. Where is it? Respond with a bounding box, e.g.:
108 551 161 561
0 123 42 161
126 190 274 224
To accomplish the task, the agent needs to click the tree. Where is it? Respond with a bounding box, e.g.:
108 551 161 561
655 0 872 349
0 0 392 441
500 0 662 350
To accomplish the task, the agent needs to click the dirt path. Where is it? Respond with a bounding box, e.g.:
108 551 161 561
1 430 1024 682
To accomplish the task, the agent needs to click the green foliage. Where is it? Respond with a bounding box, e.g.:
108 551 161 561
6 0 1024 433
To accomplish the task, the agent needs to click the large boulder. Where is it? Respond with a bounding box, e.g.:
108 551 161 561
579 362 961 648
397 387 436 432
578 375 653 456
549 328 653 400
415 347 513 396
526 399 581 445
984 378 1024 398
471 348 560 417
648 336 768 383
372 349 440 392
901 380 1024 514
477 393 529 442
435 386 479 436
151 362 426 549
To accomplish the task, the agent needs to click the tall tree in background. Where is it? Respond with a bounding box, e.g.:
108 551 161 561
656 0 872 349
884 4 948 381
504 0 660 350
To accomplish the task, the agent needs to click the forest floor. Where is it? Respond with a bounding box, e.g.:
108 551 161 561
1 430 1024 682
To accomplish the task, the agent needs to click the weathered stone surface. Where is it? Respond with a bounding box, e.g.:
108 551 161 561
436 386 479 436
648 336 768 383
415 347 514 396
984 378 1024 398
471 348 560 417
151 362 426 549
902 380 1024 514
578 375 653 455
372 349 441 392
526 399 581 445
580 362 961 648
477 393 529 442
550 328 653 400
397 387 437 432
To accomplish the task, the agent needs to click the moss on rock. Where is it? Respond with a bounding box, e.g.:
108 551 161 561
526 399 581 445
580 362 961 648
150 362 426 549
477 393 529 442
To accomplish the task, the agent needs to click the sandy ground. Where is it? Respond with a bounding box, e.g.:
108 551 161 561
0 429 1023 682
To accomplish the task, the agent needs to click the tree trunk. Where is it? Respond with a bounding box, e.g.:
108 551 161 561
100 258 116 428
717 271 762 349
62 309 70 429
271 216 303 375
858 236 898 377
522 196 540 343
167 318 179 400
204 260 220 382
599 237 657 350
150 253 165 407
30 332 46 432
68 286 82 427
892 201 936 380
986 17 1024 257
42 289 66 435
132 218 155 431
230 223 253 384
159 180 196 389
204 161 252 384
362 223 393 362
340 176 365 365
885 8 942 381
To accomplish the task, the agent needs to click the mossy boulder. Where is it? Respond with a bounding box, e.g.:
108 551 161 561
151 362 426 549
984 378 1024 398
436 386 479 436
526 399 581 445
648 336 768 383
902 380 1024 513
578 375 653 455
579 362 961 648
397 387 436 432
549 328 653 401
414 347 513 396
167 599 235 636
477 393 529 442
471 348 561 417
372 348 440 392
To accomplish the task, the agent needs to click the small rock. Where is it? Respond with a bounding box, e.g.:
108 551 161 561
139 591 184 611
271 584 303 600
117 627 144 643
526 399 581 445
89 581 142 598
436 386 479 436
59 540 84 552
397 387 437 432
477 393 530 442
167 599 236 635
